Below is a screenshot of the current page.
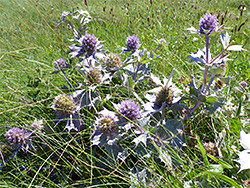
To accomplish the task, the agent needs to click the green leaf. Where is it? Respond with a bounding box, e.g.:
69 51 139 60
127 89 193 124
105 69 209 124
207 154 233 169
206 96 217 104
204 171 242 188
220 77 231 84
198 93 206 102
197 136 210 166
229 119 242 137
206 164 224 174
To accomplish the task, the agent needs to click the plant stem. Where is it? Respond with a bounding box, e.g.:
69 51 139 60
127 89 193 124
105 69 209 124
205 75 215 94
133 61 141 81
201 35 210 93
61 70 72 89
210 40 235 65
190 101 201 114
191 35 209 114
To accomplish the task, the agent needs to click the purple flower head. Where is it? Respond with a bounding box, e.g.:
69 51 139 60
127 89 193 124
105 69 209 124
159 38 167 44
6 127 28 146
126 36 140 52
54 58 67 69
97 115 117 133
199 14 218 35
82 34 97 55
118 99 141 121
53 94 76 116
241 81 247 88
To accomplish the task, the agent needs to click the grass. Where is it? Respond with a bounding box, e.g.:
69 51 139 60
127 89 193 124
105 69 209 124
0 0 250 187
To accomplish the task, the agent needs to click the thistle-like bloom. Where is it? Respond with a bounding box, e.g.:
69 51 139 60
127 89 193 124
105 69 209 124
54 58 67 69
52 94 76 116
82 34 97 55
86 68 102 85
118 100 141 121
104 53 122 72
155 87 173 107
97 115 117 133
6 127 28 146
199 14 218 35
92 109 119 146
126 36 140 52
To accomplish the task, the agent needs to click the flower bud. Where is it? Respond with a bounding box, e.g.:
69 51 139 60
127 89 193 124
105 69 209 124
104 53 122 72
82 34 97 55
53 94 76 115
199 14 218 35
126 36 140 52
155 87 173 107
98 115 117 133
86 68 102 85
240 81 247 88
6 127 28 146
54 58 67 69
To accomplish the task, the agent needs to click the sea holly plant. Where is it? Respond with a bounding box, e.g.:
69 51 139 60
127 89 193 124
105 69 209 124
186 14 246 115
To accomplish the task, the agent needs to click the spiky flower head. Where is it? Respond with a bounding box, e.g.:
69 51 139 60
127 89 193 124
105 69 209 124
199 14 218 35
97 115 117 133
82 34 97 55
155 87 173 107
53 94 76 116
6 127 28 146
126 36 140 52
54 58 67 69
118 99 141 121
104 53 122 72
86 68 102 85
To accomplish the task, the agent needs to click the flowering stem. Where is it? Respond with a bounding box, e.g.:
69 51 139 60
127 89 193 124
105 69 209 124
190 101 201 114
201 35 210 93
61 70 72 89
190 35 209 114
0 150 5 166
133 62 142 82
205 75 215 94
